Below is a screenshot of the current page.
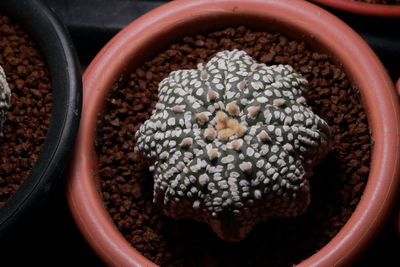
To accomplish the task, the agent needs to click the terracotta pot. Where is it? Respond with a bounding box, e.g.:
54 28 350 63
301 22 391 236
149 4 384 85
310 0 400 17
67 0 400 266
0 0 81 238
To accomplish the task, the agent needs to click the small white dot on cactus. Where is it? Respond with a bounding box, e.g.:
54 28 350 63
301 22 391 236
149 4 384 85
199 174 209 186
159 151 169 160
270 155 279 163
250 63 258 72
283 143 293 152
239 162 252 172
155 103 164 110
254 189 262 199
197 63 204 71
273 98 286 107
296 96 306 104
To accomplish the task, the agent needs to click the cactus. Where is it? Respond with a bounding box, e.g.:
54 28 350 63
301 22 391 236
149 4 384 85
135 50 330 241
0 65 11 135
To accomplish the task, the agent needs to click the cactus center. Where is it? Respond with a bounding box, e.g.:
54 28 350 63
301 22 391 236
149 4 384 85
214 111 246 141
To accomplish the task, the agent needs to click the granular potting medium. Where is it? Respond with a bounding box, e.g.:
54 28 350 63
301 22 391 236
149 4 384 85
0 14 52 207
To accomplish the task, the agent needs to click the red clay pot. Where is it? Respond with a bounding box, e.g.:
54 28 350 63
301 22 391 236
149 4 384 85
67 0 400 266
310 0 400 17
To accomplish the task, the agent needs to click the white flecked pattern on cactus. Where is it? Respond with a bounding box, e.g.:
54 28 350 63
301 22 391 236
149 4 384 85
135 50 330 241
0 65 11 135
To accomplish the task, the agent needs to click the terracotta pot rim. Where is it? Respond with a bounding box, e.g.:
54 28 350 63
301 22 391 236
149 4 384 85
311 0 400 17
67 0 400 266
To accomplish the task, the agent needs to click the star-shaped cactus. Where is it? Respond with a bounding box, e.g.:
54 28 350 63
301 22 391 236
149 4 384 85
0 65 11 135
135 50 330 241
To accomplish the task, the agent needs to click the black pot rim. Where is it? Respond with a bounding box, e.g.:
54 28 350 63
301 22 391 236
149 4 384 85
0 0 82 236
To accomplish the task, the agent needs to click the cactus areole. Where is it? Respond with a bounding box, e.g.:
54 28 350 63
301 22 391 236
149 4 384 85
0 65 11 135
135 50 331 241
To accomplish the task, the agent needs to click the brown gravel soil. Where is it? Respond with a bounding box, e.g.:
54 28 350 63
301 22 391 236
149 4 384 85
96 26 371 267
0 15 53 207
354 0 400 4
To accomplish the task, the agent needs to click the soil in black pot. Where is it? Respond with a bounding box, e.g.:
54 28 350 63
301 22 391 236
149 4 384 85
0 14 52 207
354 0 400 4
96 26 371 267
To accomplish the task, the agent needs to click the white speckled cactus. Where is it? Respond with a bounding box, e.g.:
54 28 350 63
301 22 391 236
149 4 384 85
0 65 11 135
135 50 330 241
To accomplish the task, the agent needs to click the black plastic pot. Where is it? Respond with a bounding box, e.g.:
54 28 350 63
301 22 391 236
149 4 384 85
0 0 81 238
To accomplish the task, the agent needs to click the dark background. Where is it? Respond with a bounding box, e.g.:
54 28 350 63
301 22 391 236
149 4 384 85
2 0 399 266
